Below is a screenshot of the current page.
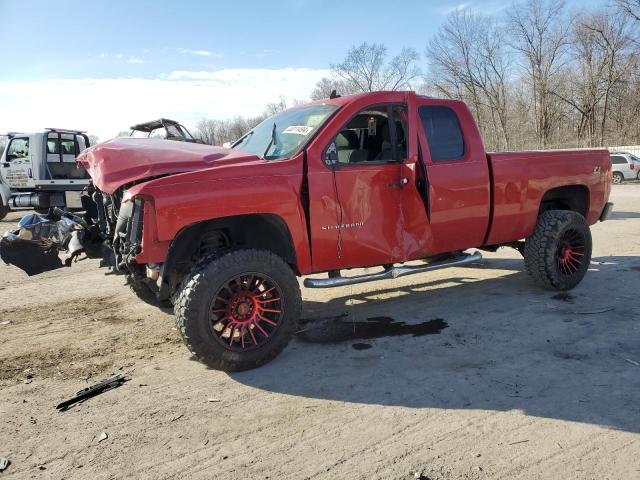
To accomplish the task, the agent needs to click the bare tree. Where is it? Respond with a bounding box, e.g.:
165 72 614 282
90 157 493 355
310 77 350 100
385 47 421 90
317 42 420 97
332 42 387 92
554 9 635 145
264 96 288 116
194 115 267 146
615 0 640 22
195 119 220 145
426 10 513 149
507 0 570 147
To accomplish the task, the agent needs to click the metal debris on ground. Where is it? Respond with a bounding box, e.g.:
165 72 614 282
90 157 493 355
0 457 10 471
572 307 615 315
56 374 129 411
508 440 530 445
0 210 88 275
625 358 640 367
98 432 108 443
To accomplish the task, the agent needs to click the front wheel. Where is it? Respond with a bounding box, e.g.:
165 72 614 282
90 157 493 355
0 203 7 221
174 249 301 371
524 210 592 291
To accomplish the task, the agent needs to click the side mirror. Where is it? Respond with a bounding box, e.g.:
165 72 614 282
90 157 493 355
324 140 339 167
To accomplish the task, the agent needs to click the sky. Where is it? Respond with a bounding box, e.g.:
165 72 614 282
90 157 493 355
0 0 606 140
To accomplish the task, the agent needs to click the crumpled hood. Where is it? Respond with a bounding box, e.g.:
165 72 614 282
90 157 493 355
77 137 261 194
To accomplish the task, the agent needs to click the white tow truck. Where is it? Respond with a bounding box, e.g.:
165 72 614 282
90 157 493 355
0 129 91 220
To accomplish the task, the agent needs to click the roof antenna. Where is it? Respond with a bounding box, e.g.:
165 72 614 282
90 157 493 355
329 89 340 99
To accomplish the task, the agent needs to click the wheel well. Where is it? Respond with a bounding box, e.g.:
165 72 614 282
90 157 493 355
160 214 298 298
538 185 589 217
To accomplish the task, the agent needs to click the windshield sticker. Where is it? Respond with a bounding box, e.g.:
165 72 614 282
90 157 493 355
282 125 314 135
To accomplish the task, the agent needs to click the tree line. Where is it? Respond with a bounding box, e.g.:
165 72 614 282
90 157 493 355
2 0 637 154
194 0 640 151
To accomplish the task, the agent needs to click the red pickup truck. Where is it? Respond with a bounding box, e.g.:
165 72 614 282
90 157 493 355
4 91 613 371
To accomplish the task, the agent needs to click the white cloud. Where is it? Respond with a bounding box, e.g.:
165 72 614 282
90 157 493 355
440 2 472 14
0 68 329 140
175 48 222 58
127 57 147 64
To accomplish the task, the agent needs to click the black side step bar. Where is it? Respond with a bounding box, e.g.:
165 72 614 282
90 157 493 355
303 251 483 289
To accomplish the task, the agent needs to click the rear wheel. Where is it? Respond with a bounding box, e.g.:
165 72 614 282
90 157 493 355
524 210 592 291
174 249 301 371
612 172 624 184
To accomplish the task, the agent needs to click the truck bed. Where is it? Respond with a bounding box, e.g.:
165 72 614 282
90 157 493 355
484 149 611 246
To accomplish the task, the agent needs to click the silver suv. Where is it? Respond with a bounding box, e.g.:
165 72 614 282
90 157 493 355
610 152 640 183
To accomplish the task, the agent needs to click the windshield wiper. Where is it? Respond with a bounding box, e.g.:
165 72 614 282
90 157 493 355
262 123 277 159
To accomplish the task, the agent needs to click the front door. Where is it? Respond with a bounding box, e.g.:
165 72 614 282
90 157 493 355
1 136 34 189
306 102 407 272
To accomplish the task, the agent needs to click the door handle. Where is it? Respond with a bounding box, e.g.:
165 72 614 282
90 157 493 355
2 163 9 168
388 177 410 189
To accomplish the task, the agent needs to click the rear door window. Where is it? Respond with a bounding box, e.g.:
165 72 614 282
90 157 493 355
419 106 465 162
610 155 628 165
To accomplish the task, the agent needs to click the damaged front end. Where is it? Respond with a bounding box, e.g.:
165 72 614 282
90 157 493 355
0 184 148 284
0 210 96 275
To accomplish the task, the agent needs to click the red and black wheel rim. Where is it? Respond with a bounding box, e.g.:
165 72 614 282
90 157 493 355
556 228 586 276
209 274 283 351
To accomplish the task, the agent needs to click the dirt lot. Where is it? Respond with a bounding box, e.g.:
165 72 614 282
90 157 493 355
0 185 639 480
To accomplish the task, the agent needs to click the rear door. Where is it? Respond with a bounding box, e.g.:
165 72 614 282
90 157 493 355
413 98 491 253
1 136 35 189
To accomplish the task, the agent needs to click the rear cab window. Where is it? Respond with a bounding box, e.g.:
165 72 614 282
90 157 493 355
46 133 88 157
419 106 465 162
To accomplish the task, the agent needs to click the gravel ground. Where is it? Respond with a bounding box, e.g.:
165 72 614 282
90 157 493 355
0 185 638 480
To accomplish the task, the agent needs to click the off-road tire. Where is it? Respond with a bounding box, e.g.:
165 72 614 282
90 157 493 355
612 172 623 184
128 278 171 309
524 210 592 291
174 249 301 371
0 203 7 221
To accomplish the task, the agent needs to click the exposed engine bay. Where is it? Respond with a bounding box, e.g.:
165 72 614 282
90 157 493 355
0 183 145 283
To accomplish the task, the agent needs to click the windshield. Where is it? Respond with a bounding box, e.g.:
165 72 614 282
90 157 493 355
232 104 338 160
